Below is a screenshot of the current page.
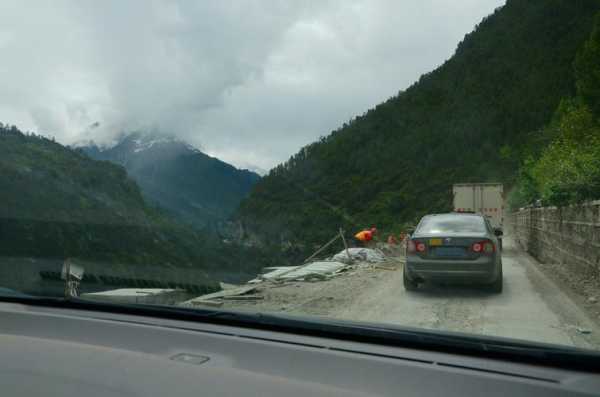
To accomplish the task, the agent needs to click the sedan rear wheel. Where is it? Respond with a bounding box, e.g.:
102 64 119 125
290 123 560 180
403 268 419 291
489 267 503 293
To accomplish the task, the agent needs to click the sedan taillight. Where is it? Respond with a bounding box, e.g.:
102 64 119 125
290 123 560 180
471 240 495 254
407 240 426 253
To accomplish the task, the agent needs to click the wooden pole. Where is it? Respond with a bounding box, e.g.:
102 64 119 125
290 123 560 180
302 233 340 264
269 233 341 281
64 259 70 298
339 228 352 264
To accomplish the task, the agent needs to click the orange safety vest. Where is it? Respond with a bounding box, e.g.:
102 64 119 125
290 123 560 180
354 230 373 242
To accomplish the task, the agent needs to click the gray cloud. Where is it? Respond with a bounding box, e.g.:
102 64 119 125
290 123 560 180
0 0 504 170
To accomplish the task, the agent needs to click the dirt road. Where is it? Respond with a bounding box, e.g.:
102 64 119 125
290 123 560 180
221 236 600 350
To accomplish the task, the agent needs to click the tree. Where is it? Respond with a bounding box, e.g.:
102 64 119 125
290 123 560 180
574 13 600 115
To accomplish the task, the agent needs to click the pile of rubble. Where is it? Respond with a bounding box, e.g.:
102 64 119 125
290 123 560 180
250 261 347 283
332 247 386 264
179 248 392 308
253 247 389 283
180 284 260 308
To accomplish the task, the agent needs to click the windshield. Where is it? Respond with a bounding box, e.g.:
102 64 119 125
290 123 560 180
416 215 487 235
2 0 600 360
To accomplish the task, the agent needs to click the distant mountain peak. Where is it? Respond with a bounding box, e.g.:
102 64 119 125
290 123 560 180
77 130 260 229
239 163 268 176
74 131 204 159
71 136 119 152
119 132 203 155
70 139 98 149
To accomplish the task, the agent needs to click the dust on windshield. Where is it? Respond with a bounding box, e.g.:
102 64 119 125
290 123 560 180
1 0 600 353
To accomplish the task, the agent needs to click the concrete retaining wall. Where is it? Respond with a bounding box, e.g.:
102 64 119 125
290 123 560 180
511 200 600 276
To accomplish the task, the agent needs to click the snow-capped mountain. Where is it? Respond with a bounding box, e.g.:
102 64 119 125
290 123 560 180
78 132 260 229
238 163 268 177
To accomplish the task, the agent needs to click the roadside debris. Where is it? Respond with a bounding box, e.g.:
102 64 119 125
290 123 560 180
180 285 257 307
81 288 185 305
251 261 347 283
195 285 256 300
372 264 397 271
221 295 264 301
219 282 241 290
179 228 404 309
332 248 385 264
182 299 224 307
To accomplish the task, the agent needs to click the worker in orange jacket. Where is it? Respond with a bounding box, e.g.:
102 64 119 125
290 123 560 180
354 227 377 247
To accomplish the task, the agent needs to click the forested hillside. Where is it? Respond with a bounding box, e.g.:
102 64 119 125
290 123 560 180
236 0 600 250
0 125 268 285
510 12 600 208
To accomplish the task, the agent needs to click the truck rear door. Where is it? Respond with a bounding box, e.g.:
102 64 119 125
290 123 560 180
481 184 503 229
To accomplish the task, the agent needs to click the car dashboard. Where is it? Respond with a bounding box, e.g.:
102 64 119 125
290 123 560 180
0 301 599 396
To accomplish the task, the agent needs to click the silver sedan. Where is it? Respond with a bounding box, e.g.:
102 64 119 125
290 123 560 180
404 213 503 293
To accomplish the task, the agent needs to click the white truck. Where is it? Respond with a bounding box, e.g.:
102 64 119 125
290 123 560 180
452 183 504 229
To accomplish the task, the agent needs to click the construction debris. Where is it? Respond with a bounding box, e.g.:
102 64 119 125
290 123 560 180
221 295 264 301
246 229 362 284
178 229 400 310
372 265 397 271
196 285 256 300
81 288 185 305
180 299 224 308
332 248 385 264
219 282 241 290
180 285 258 307
251 261 347 283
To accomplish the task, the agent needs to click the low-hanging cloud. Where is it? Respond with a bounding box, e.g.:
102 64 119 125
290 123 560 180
0 0 504 170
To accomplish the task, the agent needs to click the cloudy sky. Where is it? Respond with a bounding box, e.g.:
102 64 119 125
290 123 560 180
0 0 504 172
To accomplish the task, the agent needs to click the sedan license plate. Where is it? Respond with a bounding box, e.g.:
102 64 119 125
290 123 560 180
434 247 465 258
429 238 443 246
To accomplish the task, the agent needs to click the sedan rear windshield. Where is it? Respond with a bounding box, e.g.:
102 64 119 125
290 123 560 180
416 215 487 234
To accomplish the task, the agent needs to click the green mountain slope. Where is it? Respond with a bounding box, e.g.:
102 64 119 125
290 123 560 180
0 125 267 290
510 13 600 208
236 0 600 249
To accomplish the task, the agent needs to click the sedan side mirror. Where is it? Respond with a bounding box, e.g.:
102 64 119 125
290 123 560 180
494 228 503 237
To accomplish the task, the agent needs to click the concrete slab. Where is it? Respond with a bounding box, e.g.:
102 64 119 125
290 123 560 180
81 288 185 305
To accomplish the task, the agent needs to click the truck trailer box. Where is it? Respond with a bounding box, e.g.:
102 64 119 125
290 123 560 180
452 183 504 229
